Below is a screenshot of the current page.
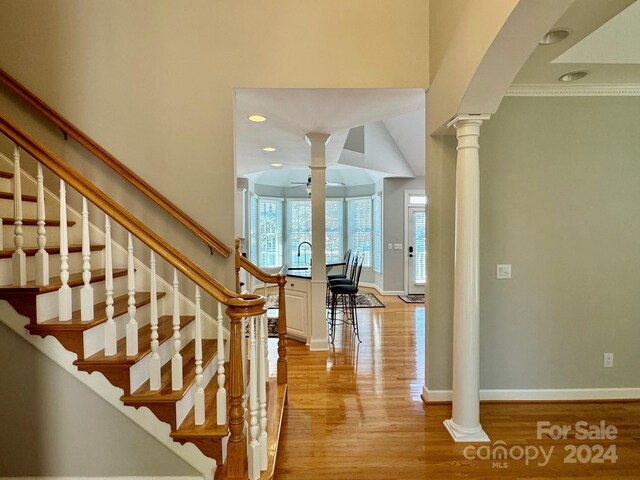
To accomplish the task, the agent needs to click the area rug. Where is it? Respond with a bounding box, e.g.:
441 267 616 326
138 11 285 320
244 316 279 338
398 294 425 304
264 293 385 309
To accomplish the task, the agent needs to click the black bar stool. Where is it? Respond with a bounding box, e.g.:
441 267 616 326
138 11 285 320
328 259 363 343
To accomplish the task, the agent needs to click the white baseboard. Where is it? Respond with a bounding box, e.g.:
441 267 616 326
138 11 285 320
422 385 640 403
359 282 404 296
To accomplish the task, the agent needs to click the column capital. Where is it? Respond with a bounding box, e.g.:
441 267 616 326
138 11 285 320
447 114 491 130
305 132 331 145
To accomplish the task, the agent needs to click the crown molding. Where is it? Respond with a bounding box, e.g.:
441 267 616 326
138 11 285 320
506 84 640 97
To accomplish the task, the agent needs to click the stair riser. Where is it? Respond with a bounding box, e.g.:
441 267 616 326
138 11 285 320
36 276 128 323
0 177 12 191
0 250 104 285
2 223 81 246
0 199 37 218
129 320 196 394
83 304 153 359
175 352 218 428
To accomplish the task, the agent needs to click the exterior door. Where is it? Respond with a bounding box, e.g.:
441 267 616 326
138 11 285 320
407 207 426 295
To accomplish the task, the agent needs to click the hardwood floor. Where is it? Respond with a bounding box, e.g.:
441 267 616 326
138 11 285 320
269 294 640 479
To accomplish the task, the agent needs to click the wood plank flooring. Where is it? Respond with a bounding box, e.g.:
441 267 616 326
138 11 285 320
269 293 640 479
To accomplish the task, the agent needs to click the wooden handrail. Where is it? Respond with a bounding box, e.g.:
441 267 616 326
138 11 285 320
0 68 231 258
0 113 259 309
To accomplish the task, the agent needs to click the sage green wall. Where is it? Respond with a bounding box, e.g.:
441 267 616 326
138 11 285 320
0 322 199 477
426 96 640 391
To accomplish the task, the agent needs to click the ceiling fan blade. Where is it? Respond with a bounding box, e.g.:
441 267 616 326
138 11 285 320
326 181 346 186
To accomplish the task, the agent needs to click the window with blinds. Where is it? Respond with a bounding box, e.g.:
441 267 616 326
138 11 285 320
347 197 372 267
325 199 344 263
372 193 382 273
287 200 312 266
258 198 283 268
249 194 258 264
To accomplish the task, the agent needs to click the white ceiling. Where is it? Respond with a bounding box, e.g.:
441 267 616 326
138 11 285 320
234 88 425 184
513 0 640 85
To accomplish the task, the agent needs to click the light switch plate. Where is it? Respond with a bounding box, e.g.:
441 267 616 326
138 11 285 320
394 244 403 250
387 243 393 250
497 264 511 279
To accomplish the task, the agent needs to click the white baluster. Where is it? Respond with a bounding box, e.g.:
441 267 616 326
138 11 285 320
80 197 93 320
58 180 72 320
34 162 49 286
258 313 268 470
12 144 26 285
171 268 183 390
194 286 205 425
149 251 161 390
216 302 227 425
248 316 260 480
263 283 269 382
104 215 117 355
126 233 138 356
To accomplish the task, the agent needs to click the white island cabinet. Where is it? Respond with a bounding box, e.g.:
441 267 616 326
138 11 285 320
284 276 310 343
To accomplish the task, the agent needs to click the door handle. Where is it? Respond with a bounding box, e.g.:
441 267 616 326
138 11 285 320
408 245 414 257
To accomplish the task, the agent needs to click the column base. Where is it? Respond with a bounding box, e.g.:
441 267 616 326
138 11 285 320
444 419 490 442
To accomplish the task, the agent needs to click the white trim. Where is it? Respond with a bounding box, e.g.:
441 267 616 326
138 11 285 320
404 190 425 295
506 84 640 97
422 386 640 403
359 282 404 296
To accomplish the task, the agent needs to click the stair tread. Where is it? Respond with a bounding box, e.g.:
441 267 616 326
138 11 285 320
122 338 219 403
0 244 104 259
1 217 74 226
75 314 195 367
25 291 165 331
171 366 230 438
0 171 12 179
0 191 38 202
0 268 128 293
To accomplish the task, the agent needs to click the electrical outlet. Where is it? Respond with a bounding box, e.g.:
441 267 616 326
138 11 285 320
497 264 512 279
604 353 614 368
387 243 393 250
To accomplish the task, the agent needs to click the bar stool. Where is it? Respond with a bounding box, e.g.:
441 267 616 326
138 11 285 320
328 259 363 343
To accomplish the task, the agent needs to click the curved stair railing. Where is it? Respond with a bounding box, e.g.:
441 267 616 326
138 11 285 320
0 67 231 257
0 112 283 480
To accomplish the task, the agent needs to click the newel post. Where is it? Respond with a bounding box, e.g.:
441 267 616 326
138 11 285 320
224 295 266 480
277 274 288 386
234 239 242 294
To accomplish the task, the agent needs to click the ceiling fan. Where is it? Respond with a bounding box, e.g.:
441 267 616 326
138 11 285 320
291 175 346 196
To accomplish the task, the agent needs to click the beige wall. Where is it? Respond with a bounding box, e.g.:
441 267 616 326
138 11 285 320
0 322 199 477
0 0 429 291
426 95 640 391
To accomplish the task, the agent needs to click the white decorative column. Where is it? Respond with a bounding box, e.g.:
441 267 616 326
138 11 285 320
443 114 490 443
305 132 330 351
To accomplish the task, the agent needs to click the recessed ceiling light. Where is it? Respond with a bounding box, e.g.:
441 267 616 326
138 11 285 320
262 147 276 152
539 28 570 45
271 163 283 167
248 114 266 122
558 71 588 82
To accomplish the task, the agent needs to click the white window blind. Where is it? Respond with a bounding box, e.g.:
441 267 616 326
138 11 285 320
372 193 382 273
258 198 283 268
325 199 344 263
287 200 312 266
249 194 258 264
287 199 344 265
347 197 372 267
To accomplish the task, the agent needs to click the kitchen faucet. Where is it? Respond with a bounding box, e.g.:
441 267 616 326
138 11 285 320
297 241 312 266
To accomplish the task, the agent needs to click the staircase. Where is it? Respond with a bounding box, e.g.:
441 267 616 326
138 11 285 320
0 69 288 480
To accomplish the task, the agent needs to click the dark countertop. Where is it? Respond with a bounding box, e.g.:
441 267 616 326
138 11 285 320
284 262 345 279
